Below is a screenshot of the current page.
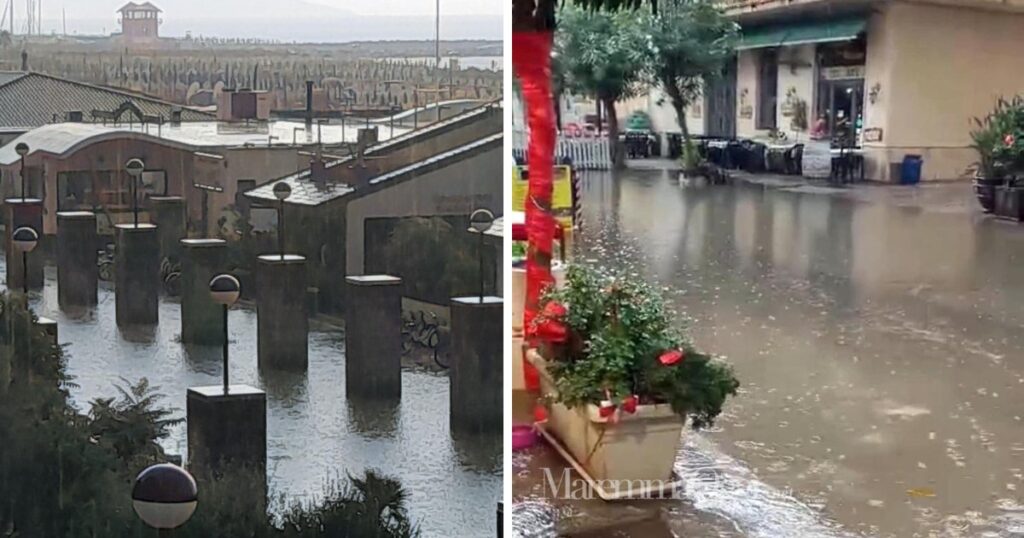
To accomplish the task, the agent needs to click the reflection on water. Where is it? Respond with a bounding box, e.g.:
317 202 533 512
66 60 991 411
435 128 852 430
15 267 499 538
514 170 1024 537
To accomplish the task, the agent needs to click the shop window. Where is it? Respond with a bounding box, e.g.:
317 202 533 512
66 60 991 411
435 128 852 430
756 49 778 130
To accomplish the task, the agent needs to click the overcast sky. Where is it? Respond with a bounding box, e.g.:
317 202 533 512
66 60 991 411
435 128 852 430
35 0 498 18
22 0 500 40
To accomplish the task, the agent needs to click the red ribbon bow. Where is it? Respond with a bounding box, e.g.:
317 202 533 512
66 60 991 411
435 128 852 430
659 349 685 366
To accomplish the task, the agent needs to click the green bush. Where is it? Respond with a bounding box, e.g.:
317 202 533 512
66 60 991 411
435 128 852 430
538 265 739 428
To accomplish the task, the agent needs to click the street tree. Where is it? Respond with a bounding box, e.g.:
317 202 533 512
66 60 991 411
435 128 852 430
650 0 738 170
556 6 652 168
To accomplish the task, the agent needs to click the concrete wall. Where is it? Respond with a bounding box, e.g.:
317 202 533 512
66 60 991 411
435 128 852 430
736 49 765 138
776 44 817 140
735 45 816 141
344 145 503 274
862 1 1024 181
618 87 705 137
0 138 197 235
0 138 316 236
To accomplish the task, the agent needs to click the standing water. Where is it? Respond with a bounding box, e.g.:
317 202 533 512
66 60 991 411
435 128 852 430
514 169 1024 537
13 262 500 538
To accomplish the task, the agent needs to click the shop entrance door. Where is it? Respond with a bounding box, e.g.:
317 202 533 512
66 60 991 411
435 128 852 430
822 79 864 142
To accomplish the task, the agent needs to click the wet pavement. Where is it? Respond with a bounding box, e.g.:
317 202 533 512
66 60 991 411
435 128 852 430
9 266 500 538
513 167 1024 537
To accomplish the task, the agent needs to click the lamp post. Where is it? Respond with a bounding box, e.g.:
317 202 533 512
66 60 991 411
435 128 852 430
469 209 495 303
12 226 38 296
131 463 197 537
126 158 145 228
209 274 240 395
15 142 28 201
272 182 292 261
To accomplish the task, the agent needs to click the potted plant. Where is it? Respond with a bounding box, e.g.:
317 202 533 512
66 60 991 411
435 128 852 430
527 265 739 483
971 96 1024 217
678 141 727 186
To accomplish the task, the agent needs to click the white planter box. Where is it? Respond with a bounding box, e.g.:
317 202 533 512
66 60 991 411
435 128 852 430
527 350 684 483
511 261 566 333
512 335 525 391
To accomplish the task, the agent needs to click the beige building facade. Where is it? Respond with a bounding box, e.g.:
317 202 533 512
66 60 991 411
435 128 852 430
626 0 1024 181
722 0 1024 181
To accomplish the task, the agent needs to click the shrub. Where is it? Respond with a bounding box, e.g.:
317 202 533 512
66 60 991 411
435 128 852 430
536 265 739 429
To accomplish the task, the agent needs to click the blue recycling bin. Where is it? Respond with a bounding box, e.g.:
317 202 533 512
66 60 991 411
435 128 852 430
901 155 923 185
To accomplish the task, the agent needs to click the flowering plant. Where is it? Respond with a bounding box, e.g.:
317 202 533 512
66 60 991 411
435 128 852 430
972 96 1024 182
535 265 739 428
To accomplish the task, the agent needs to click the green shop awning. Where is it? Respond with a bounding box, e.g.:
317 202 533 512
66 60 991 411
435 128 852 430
737 16 867 50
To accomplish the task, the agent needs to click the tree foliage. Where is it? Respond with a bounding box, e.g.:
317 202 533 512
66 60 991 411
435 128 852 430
649 0 738 166
555 5 652 167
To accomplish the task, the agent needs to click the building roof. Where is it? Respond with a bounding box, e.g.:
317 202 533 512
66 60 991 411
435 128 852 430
265 101 501 185
245 132 503 207
0 72 27 87
0 119 406 166
0 71 211 131
118 2 162 12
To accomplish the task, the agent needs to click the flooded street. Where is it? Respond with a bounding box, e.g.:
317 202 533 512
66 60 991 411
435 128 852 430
514 168 1024 537
10 267 500 538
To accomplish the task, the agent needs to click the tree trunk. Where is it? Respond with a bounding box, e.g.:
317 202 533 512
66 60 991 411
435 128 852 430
604 97 623 169
664 81 696 169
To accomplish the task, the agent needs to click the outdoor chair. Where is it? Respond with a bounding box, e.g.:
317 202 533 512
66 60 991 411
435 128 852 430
784 144 804 176
740 141 766 173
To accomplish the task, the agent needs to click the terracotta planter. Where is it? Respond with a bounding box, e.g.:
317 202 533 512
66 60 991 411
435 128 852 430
527 350 684 483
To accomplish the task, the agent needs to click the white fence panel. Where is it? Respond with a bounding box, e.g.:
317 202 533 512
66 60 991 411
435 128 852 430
512 129 611 170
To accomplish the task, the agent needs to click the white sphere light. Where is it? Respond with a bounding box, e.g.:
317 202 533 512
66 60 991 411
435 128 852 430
125 158 145 178
11 226 38 253
131 464 198 530
273 181 292 201
469 208 495 234
209 274 241 306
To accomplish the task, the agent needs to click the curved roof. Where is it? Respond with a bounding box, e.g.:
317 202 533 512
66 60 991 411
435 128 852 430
0 123 194 166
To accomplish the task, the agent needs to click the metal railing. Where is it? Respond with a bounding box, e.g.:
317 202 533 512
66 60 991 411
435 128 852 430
512 129 612 170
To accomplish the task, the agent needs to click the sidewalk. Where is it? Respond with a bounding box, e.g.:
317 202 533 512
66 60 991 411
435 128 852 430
621 158 979 217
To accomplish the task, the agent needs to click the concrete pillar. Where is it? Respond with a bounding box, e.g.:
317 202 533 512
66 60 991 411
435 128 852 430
115 224 160 327
180 239 227 345
344 275 402 399
56 211 98 309
186 385 266 481
4 198 43 290
449 296 503 433
256 255 307 370
36 316 57 349
149 196 187 262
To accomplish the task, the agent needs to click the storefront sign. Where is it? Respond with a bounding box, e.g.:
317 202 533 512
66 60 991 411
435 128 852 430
863 128 883 143
822 65 866 81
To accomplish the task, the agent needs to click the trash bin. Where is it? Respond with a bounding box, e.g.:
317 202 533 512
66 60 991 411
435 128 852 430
901 155 923 185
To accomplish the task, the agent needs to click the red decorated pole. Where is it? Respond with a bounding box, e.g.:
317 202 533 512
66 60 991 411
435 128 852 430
513 32 557 346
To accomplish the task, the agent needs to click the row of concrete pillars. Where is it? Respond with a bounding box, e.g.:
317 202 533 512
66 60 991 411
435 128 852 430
7 198 502 481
